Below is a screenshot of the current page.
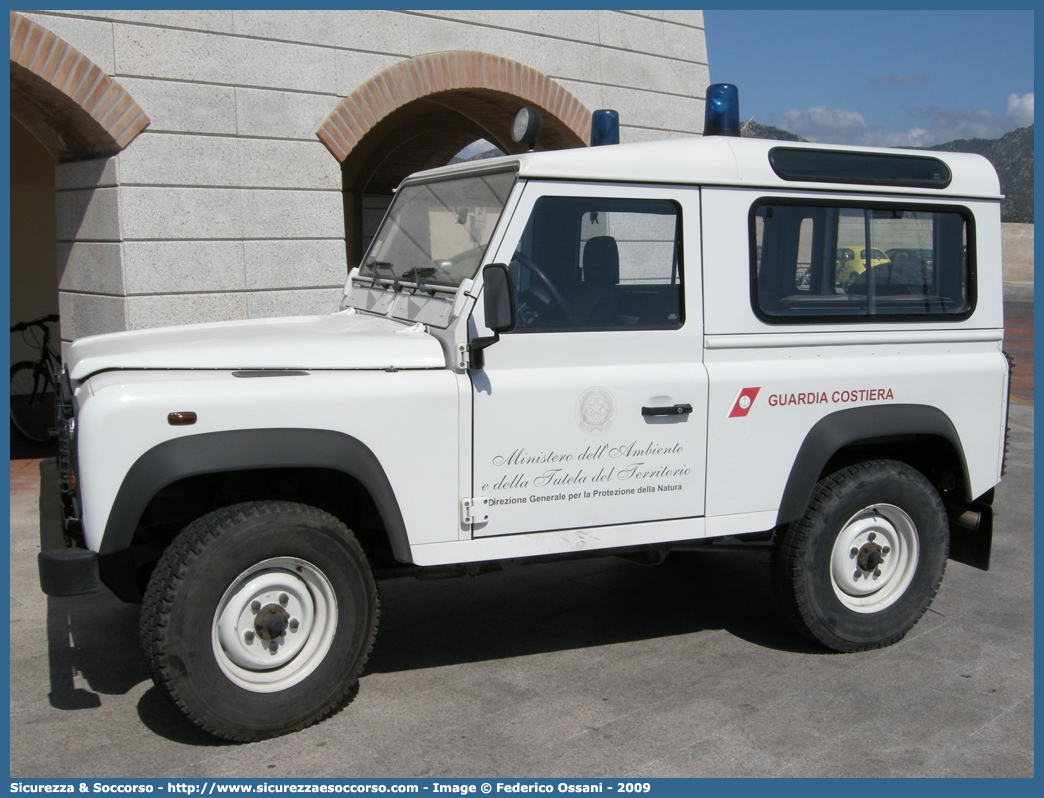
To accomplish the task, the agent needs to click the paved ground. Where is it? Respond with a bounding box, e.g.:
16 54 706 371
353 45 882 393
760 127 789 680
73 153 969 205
9 287 1033 778
1003 282 1034 406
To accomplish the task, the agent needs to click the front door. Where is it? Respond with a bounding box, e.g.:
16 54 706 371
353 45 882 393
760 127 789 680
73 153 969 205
471 181 707 537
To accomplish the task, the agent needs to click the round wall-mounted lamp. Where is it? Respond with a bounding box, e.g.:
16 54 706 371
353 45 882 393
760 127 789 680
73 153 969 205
511 106 543 150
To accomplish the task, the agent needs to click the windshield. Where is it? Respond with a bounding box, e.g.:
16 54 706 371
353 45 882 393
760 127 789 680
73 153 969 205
359 170 517 290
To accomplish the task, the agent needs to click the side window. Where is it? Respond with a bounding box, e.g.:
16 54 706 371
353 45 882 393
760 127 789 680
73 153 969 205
509 196 683 331
752 199 973 322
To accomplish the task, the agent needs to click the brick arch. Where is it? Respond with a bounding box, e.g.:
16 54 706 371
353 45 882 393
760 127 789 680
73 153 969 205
317 51 591 165
10 11 149 161
320 52 591 265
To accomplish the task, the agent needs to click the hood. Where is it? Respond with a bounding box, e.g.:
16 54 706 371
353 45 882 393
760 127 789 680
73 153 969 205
66 312 446 381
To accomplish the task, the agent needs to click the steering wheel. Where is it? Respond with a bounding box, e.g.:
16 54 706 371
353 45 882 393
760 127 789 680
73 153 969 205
511 252 576 327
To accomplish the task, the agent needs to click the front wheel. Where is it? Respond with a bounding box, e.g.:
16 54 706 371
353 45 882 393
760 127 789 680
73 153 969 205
140 501 379 741
772 460 948 652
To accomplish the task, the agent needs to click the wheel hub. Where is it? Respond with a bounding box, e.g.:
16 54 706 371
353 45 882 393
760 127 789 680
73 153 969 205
856 542 885 572
254 604 291 641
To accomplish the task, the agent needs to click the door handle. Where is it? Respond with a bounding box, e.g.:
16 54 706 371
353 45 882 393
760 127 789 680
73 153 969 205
642 403 693 417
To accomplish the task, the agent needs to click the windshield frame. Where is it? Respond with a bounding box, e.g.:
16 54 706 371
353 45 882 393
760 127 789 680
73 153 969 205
355 165 519 293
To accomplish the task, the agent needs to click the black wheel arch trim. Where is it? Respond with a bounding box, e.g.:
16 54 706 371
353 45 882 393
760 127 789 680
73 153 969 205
99 428 412 562
776 404 970 528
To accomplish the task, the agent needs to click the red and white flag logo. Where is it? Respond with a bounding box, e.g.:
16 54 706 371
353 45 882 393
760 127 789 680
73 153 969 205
729 387 761 418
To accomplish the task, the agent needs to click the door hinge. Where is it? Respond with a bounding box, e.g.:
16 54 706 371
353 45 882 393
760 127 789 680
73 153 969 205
461 496 489 526
457 344 469 370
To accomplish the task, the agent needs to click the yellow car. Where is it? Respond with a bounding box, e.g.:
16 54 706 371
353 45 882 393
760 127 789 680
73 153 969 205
836 245 890 287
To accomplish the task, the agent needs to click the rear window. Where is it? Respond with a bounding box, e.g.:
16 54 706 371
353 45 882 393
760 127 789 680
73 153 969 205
769 148 952 189
751 199 974 323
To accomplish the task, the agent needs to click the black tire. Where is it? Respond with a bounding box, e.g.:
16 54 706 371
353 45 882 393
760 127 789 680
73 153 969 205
140 501 379 741
772 460 948 652
10 360 55 445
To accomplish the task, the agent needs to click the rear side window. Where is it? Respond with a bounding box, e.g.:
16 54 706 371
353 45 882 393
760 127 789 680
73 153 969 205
751 199 974 323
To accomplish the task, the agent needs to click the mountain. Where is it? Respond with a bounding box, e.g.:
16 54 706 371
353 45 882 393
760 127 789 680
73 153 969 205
741 120 807 142
923 126 1033 223
741 121 1033 222
449 147 506 164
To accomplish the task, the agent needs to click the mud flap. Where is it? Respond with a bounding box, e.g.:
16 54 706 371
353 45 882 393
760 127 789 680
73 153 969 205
948 500 993 572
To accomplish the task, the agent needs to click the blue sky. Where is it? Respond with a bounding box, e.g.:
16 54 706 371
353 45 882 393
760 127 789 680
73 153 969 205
704 9 1034 146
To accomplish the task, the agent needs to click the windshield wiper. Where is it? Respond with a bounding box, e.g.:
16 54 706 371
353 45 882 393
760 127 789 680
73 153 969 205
407 266 439 294
365 260 394 288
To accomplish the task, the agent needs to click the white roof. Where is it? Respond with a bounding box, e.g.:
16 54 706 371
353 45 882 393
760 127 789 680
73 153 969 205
408 135 1002 200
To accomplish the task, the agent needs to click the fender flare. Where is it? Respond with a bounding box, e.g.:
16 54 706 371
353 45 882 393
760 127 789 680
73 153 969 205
776 404 970 528
99 428 412 562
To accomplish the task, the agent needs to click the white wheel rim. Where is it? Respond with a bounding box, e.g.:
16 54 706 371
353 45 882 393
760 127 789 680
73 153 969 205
830 504 919 614
212 557 337 693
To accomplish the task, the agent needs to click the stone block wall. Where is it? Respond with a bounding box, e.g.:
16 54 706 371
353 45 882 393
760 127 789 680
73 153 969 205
1001 223 1034 283
20 10 708 343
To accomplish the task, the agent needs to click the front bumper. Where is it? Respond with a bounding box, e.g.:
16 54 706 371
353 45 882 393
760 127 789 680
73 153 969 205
38 457 99 596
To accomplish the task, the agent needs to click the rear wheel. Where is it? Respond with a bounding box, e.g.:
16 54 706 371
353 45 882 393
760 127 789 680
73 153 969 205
10 360 55 445
772 460 948 652
140 501 379 741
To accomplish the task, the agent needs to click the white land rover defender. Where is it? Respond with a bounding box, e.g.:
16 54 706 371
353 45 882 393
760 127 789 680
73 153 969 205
39 87 1010 741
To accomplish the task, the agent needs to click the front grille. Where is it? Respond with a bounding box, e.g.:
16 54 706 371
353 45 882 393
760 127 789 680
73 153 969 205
52 365 81 526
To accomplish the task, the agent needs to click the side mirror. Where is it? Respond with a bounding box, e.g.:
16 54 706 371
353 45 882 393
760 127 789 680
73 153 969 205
469 264 515 370
482 263 515 333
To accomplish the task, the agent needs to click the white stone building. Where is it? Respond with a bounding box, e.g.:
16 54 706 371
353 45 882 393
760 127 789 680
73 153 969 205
9 10 709 360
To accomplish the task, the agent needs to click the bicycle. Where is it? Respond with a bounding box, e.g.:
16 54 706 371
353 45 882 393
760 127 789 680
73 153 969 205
10 313 61 446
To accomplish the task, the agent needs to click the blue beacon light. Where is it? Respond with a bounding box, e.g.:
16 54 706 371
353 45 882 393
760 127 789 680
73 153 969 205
704 83 740 137
591 109 620 146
